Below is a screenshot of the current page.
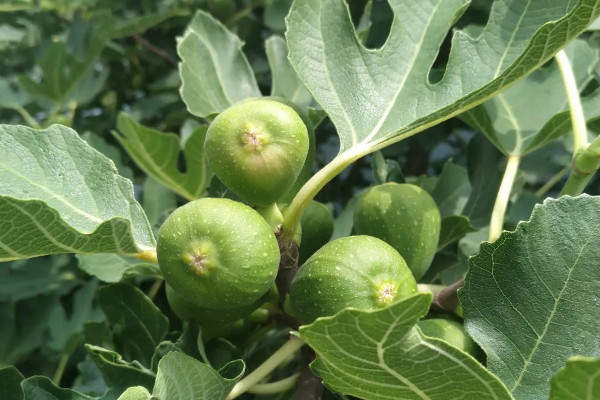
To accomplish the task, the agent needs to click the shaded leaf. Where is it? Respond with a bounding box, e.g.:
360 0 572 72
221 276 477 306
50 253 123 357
460 195 600 400
0 124 155 261
438 215 476 251
0 366 24 400
98 283 169 367
86 345 156 396
432 161 471 218
22 377 94 399
77 254 161 283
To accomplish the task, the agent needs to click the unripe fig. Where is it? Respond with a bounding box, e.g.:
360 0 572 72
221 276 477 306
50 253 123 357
205 98 309 206
353 183 441 280
157 198 279 309
288 235 417 325
298 200 334 264
417 319 478 356
166 284 265 324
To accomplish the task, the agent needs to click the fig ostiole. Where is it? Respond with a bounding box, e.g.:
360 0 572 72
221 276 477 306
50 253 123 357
298 200 334 263
288 235 417 325
157 197 279 310
205 98 309 206
353 183 441 280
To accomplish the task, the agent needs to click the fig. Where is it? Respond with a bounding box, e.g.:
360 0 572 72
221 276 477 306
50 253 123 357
417 319 479 356
205 98 309 206
288 235 417 324
353 183 441 280
166 284 266 324
298 200 334 264
157 198 279 309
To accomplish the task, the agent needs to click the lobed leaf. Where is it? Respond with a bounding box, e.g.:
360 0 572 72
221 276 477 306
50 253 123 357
461 39 600 156
300 293 513 400
460 195 600 400
286 0 600 158
0 124 155 261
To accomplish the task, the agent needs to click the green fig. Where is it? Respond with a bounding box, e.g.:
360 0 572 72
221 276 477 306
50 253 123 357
298 200 334 263
417 319 479 356
157 198 279 309
205 98 309 206
354 183 441 280
289 235 417 324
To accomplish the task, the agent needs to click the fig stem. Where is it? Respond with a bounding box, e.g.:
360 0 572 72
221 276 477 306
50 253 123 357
227 336 304 400
135 249 158 263
246 373 301 395
282 146 366 240
555 49 588 156
489 154 520 242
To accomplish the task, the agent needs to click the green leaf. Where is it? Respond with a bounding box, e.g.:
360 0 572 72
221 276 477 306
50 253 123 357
116 386 152 400
459 195 600 400
47 280 104 354
85 345 156 395
21 376 94 399
142 177 177 229
371 151 404 184
265 35 313 108
0 255 77 301
0 76 32 110
178 11 261 118
0 294 57 365
82 132 134 182
77 254 161 283
98 283 169 367
438 215 475 251
460 39 600 156
299 293 512 400
286 0 600 160
153 352 244 400
432 161 472 218
0 366 24 400
461 135 505 228
19 37 106 106
114 114 211 201
549 356 600 400
0 124 155 261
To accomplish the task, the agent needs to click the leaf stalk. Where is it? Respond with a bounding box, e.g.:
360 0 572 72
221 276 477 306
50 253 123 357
227 336 304 400
489 155 521 242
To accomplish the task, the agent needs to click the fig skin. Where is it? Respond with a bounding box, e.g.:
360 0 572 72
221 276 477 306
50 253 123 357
417 318 479 356
157 198 279 309
353 183 441 280
205 98 309 206
298 200 334 264
166 284 266 324
288 235 417 325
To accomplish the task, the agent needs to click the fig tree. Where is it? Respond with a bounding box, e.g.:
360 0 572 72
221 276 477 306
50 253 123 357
353 183 441 280
288 235 417 324
205 98 309 206
157 198 279 309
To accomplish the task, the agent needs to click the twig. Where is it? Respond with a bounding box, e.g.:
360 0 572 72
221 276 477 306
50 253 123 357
431 279 464 313
133 34 177 67
290 361 324 400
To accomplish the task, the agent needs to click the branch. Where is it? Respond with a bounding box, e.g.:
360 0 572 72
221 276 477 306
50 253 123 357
133 34 178 67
